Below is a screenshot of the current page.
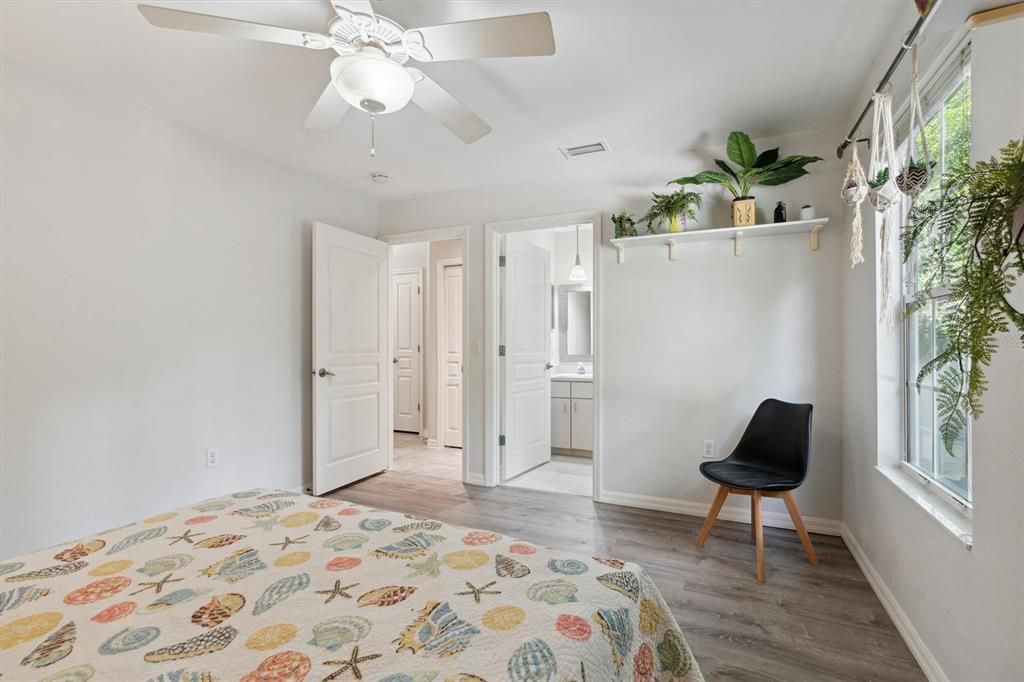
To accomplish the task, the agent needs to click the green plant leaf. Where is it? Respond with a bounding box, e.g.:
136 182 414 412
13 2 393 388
726 132 758 169
758 166 810 186
758 155 822 173
754 148 779 167
714 159 739 181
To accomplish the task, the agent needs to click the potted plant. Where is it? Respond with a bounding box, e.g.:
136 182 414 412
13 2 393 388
896 157 935 195
611 210 638 238
868 167 890 189
642 188 702 233
901 138 1023 454
671 131 822 227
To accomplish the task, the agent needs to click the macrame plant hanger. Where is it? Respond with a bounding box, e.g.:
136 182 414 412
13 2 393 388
868 86 899 328
896 43 933 200
841 139 868 267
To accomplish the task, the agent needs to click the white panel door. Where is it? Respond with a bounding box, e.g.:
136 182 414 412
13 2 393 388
502 240 552 480
312 223 390 495
392 270 421 433
441 264 463 447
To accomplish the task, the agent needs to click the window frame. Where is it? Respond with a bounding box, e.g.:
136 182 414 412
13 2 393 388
899 59 974 513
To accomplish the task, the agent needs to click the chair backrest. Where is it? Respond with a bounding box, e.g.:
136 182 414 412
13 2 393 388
731 399 813 480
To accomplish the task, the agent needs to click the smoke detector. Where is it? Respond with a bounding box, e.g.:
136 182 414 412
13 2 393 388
559 140 609 159
369 172 390 184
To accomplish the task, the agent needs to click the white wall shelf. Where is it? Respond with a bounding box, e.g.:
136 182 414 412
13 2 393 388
609 217 829 263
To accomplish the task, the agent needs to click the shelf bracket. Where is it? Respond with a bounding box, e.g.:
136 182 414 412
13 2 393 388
614 242 625 264
734 231 743 257
810 223 824 251
666 239 677 262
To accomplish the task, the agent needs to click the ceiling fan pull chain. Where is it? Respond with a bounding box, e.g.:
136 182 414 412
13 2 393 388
370 113 376 157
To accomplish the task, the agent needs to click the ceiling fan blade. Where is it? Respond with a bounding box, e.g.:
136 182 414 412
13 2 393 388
137 4 332 50
304 82 350 130
403 12 554 62
408 69 491 144
330 0 375 22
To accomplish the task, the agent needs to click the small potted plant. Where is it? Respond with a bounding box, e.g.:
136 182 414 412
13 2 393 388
671 131 821 227
896 157 934 196
800 204 815 220
642 188 702 233
611 210 638 238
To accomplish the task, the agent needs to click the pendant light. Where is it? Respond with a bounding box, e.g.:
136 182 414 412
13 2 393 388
568 224 587 282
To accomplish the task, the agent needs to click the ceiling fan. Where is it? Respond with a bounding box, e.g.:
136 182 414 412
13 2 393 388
137 1 556 152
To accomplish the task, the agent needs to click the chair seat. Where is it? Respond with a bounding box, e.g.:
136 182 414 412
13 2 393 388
699 459 801 491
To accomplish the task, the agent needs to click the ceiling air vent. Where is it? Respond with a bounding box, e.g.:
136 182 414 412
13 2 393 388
559 140 609 159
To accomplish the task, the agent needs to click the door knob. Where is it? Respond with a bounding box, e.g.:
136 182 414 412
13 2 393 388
545 362 554 370
393 358 398 364
318 368 335 378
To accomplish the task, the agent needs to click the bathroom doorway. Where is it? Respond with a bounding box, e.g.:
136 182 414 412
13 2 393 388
486 213 599 498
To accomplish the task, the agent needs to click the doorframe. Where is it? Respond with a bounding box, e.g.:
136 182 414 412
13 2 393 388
483 210 602 499
391 267 424 436
379 226 471 485
435 257 464 449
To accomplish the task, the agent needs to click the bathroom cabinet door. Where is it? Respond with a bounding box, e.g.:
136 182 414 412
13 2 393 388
551 398 571 449
571 399 594 451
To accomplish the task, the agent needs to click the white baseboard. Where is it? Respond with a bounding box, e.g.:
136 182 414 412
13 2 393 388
841 525 947 682
463 472 487 486
597 489 843 536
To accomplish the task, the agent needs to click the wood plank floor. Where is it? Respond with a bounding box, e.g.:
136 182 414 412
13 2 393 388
329 471 925 682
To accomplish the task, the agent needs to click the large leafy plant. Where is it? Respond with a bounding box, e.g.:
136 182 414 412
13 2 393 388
902 138 1024 454
671 131 822 198
641 189 702 233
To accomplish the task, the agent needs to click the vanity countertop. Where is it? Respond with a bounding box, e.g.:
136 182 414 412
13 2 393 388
551 373 593 382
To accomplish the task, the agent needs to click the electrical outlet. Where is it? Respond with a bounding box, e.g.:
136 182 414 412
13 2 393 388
205 448 220 469
702 440 715 459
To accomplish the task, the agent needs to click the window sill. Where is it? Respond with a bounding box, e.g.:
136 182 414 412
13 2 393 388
875 465 973 549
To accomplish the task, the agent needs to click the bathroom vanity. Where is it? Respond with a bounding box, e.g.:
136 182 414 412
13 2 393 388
551 374 593 455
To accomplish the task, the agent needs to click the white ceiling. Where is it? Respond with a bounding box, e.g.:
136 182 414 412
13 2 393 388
0 1 944 201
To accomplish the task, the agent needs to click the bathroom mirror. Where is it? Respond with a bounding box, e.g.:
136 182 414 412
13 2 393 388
558 284 592 362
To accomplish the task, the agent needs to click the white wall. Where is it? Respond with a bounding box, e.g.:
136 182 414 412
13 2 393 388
391 242 429 271
379 126 847 527
840 16 1024 681
0 59 378 558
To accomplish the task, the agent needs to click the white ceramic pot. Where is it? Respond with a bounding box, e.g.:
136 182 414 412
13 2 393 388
800 206 816 220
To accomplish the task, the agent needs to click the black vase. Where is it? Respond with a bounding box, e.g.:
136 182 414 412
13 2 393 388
773 201 787 223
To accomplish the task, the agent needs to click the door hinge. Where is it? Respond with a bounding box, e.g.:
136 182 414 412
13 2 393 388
498 344 506 356
499 434 506 446
417 286 420 294
417 344 420 353
417 403 421 412
498 255 506 267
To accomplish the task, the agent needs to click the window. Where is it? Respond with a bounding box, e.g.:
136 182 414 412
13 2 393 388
902 57 972 508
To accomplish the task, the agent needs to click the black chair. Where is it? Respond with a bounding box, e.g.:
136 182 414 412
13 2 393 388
695 398 817 582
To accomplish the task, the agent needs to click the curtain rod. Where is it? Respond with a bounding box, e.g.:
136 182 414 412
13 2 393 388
835 0 944 159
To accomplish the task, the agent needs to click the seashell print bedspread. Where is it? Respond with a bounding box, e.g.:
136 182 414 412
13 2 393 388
0 489 703 681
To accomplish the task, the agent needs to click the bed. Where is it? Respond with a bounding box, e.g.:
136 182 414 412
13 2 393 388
0 489 702 681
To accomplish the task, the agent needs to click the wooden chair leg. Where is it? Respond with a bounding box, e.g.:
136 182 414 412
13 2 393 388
750 496 756 539
782 491 819 566
696 486 730 548
752 490 765 583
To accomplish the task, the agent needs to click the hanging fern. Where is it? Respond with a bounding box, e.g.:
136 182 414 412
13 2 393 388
901 138 1024 455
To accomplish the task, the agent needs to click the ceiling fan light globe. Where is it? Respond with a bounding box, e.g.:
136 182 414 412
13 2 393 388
330 54 414 114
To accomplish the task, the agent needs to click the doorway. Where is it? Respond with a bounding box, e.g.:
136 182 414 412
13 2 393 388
485 213 600 498
387 236 465 481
